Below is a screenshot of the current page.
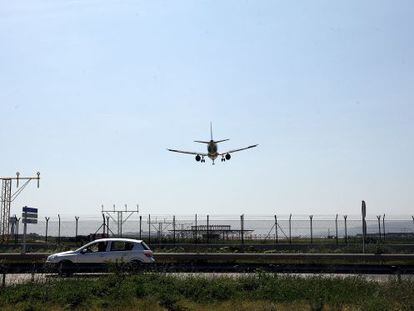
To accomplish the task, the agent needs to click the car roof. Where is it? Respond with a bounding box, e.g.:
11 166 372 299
91 238 144 243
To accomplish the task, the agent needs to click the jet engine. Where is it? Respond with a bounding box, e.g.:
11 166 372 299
195 155 201 162
225 153 231 160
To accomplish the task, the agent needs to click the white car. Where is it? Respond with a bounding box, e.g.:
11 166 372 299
46 238 155 274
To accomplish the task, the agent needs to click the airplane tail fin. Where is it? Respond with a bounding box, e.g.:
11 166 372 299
194 123 228 143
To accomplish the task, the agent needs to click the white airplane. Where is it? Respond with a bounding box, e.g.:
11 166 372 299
167 123 258 165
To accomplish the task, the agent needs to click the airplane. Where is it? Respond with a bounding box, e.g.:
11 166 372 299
167 123 258 165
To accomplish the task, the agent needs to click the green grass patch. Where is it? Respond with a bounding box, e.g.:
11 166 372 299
0 273 413 310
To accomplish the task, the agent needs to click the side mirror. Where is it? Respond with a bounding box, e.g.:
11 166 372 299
80 248 87 254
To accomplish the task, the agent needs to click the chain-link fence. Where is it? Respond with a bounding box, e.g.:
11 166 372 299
13 214 414 246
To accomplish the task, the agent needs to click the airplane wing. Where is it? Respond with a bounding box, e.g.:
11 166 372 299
219 144 258 155
167 149 208 156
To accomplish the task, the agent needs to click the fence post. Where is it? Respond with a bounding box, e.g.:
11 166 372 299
382 214 386 241
309 215 313 244
15 218 20 244
75 216 79 242
148 214 151 245
45 217 50 243
240 214 244 246
289 214 292 244
139 215 142 240
335 214 339 245
194 214 198 243
173 215 176 246
362 201 367 254
207 215 210 244
58 214 61 245
158 222 162 245
274 215 278 244
344 215 348 245
377 215 382 241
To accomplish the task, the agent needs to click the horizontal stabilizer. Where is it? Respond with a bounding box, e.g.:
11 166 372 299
194 140 210 144
214 139 229 143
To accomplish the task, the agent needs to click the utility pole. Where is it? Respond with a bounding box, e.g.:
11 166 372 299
1 172 40 240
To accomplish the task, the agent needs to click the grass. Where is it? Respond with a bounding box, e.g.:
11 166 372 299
0 273 413 310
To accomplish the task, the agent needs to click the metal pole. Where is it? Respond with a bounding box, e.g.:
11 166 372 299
194 214 198 244
289 214 292 244
362 201 366 254
106 216 110 236
158 222 161 245
335 214 338 245
309 215 313 244
274 215 278 244
207 215 210 244
22 211 27 254
139 215 142 240
16 218 20 244
75 216 79 242
45 217 50 243
377 215 381 241
382 214 386 241
173 215 176 245
344 215 348 245
58 214 61 245
148 214 151 245
240 214 244 245
101 214 106 237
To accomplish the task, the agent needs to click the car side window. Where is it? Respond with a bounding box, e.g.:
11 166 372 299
110 241 125 251
110 241 134 251
85 241 107 253
125 242 134 251
133 243 144 250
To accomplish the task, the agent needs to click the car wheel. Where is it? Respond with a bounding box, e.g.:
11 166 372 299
58 260 74 277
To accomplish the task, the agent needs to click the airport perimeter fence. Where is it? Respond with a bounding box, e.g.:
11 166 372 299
7 214 414 246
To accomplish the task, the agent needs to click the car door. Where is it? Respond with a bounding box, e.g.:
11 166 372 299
107 241 133 263
76 241 109 264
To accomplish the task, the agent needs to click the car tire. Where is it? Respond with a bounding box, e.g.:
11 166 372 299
58 260 74 277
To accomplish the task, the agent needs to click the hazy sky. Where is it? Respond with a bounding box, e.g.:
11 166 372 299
1 0 413 218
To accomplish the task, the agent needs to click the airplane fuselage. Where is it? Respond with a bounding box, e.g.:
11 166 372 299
207 140 218 161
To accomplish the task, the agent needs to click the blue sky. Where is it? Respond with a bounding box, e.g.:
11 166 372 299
1 0 413 218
